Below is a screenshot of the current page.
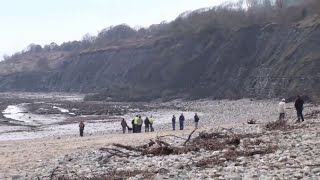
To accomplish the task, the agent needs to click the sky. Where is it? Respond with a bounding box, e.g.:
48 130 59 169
0 0 231 59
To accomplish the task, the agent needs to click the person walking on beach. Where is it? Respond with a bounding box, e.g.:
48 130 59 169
172 115 176 130
144 117 150 132
179 113 185 130
133 115 139 133
79 121 85 137
137 115 143 133
194 113 200 129
278 98 286 121
150 115 155 132
121 118 127 134
295 95 304 122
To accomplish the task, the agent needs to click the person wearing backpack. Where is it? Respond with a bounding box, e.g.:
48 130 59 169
194 113 200 129
79 121 85 137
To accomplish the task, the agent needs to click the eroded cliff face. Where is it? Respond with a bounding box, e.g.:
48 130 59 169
0 17 319 101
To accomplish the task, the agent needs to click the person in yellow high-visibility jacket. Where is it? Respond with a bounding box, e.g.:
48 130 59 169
149 115 155 132
133 115 139 133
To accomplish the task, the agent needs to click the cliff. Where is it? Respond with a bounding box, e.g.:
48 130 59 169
0 14 319 102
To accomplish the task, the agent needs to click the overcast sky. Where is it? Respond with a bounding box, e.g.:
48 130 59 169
0 0 231 59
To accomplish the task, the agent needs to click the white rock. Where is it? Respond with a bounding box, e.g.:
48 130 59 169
212 151 220 156
278 156 288 162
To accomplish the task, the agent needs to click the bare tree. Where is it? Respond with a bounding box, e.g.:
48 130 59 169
262 0 272 9
82 33 96 43
2 54 10 61
276 0 288 9
246 0 260 9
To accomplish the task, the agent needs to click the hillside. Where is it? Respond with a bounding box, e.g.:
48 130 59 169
0 0 320 101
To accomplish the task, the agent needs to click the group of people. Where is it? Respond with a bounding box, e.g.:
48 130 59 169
118 113 200 134
78 95 306 137
171 113 200 131
278 95 305 122
121 115 155 134
78 112 201 136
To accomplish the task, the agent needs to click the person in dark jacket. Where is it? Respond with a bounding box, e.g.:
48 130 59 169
79 121 85 137
144 117 150 132
194 113 200 129
294 95 304 122
121 118 127 134
179 113 185 130
131 119 135 133
172 115 176 130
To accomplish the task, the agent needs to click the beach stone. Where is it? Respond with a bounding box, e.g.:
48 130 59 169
278 156 288 162
212 151 220 156
290 154 297 158
294 172 303 178
154 173 163 180
199 173 208 179
158 168 169 173
303 166 311 173
170 171 178 176
311 168 320 173
276 150 283 154
135 174 143 179
225 173 241 180
235 167 244 173
195 153 201 158
174 164 184 169
243 174 252 179
222 149 228 153
212 173 221 177
236 157 246 162
11 175 22 180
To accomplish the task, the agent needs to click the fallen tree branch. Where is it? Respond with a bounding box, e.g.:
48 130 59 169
155 139 172 147
306 164 320 167
183 129 197 146
112 143 143 152
136 140 155 149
